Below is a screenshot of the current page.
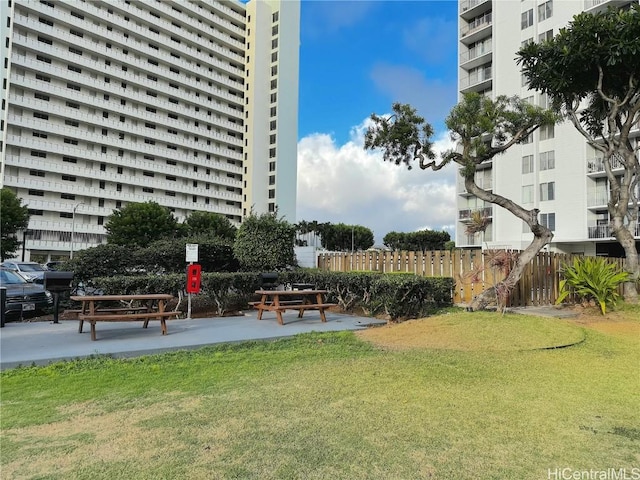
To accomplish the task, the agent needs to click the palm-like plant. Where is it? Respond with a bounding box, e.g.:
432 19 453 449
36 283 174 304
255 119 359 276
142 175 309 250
556 257 630 315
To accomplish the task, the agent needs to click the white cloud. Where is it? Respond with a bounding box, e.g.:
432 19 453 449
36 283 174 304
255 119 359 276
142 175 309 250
297 118 458 244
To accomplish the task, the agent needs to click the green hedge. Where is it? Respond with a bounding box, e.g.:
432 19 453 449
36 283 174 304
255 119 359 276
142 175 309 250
88 271 453 321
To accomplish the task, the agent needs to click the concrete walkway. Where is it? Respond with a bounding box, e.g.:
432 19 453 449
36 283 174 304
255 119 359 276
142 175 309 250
0 310 385 370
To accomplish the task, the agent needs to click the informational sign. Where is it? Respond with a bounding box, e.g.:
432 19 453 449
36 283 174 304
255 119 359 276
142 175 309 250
185 243 199 263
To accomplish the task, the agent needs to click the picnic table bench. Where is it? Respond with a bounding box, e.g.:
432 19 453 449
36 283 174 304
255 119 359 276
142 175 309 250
70 294 181 341
251 289 337 325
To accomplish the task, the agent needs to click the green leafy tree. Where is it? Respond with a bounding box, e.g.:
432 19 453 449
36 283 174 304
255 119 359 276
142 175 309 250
318 223 374 251
233 212 296 271
383 229 450 252
365 95 558 310
517 5 640 302
184 211 237 241
1 188 29 260
105 201 182 246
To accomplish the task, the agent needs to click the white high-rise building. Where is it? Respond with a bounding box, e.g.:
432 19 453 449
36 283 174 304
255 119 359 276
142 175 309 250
456 0 639 256
0 0 299 262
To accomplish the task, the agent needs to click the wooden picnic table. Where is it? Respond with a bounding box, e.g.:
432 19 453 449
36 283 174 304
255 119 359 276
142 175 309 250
70 294 180 341
251 289 336 325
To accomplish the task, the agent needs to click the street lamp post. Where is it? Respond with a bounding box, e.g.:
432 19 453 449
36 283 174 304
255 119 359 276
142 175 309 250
70 202 84 259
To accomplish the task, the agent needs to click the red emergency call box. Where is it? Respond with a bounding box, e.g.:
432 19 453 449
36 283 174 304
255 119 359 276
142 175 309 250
186 264 202 294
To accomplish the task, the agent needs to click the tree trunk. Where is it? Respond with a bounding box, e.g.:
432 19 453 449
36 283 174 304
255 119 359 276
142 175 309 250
612 223 639 303
469 230 552 311
465 176 554 311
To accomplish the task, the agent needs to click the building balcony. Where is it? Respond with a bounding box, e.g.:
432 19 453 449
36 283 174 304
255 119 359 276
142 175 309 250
458 206 493 221
460 12 492 45
460 66 492 93
586 153 626 175
588 224 640 239
459 0 491 20
457 176 493 195
460 46 492 71
584 0 634 13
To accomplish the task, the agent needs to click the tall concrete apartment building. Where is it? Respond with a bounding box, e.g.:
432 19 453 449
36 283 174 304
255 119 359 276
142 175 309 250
457 0 639 256
0 0 299 262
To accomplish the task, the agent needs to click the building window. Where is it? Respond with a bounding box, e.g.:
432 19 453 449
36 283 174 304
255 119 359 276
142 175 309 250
64 138 78 145
540 182 555 201
538 29 553 43
63 156 77 163
69 46 82 55
66 120 79 127
116 184 122 192
269 148 276 158
28 190 45 197
143 171 154 177
66 101 80 109
36 54 51 63
522 155 534 174
68 65 81 73
30 170 45 177
165 191 176 197
538 1 553 21
142 187 154 193
30 150 46 158
521 9 534 29
60 212 73 219
99 181 106 189
540 151 555 171
67 83 81 91
35 74 51 82
522 185 533 204
37 36 53 45
98 198 105 207
268 189 275 199
62 175 77 182
540 124 555 140
61 193 75 200
540 213 555 231
269 175 275 186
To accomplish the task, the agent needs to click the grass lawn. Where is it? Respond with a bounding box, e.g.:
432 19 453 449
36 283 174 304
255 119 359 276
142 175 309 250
1 307 639 480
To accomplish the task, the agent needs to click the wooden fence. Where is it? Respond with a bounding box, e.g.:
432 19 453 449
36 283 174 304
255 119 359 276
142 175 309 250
317 250 624 307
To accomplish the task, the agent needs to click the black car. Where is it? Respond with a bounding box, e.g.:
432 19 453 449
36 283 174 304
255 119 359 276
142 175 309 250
1 268 53 319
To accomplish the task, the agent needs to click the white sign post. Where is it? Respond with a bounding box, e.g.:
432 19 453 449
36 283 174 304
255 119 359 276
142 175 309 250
185 244 199 319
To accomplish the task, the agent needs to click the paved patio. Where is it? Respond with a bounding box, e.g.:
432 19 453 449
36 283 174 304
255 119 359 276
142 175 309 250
0 310 385 370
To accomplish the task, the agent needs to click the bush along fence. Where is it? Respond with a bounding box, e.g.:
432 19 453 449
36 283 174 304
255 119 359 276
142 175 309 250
317 249 625 307
89 271 454 322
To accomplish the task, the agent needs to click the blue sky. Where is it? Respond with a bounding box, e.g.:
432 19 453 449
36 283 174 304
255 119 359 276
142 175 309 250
295 1 460 244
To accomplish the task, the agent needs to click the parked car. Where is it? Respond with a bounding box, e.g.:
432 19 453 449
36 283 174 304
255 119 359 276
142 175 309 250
0 261 47 283
0 268 53 319
45 261 65 271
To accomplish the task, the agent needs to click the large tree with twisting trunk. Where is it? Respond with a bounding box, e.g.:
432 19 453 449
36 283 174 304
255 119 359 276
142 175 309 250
517 5 640 303
365 93 558 310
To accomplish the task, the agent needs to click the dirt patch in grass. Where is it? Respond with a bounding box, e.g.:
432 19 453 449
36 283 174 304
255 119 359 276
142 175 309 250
2 397 238 479
355 306 638 351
